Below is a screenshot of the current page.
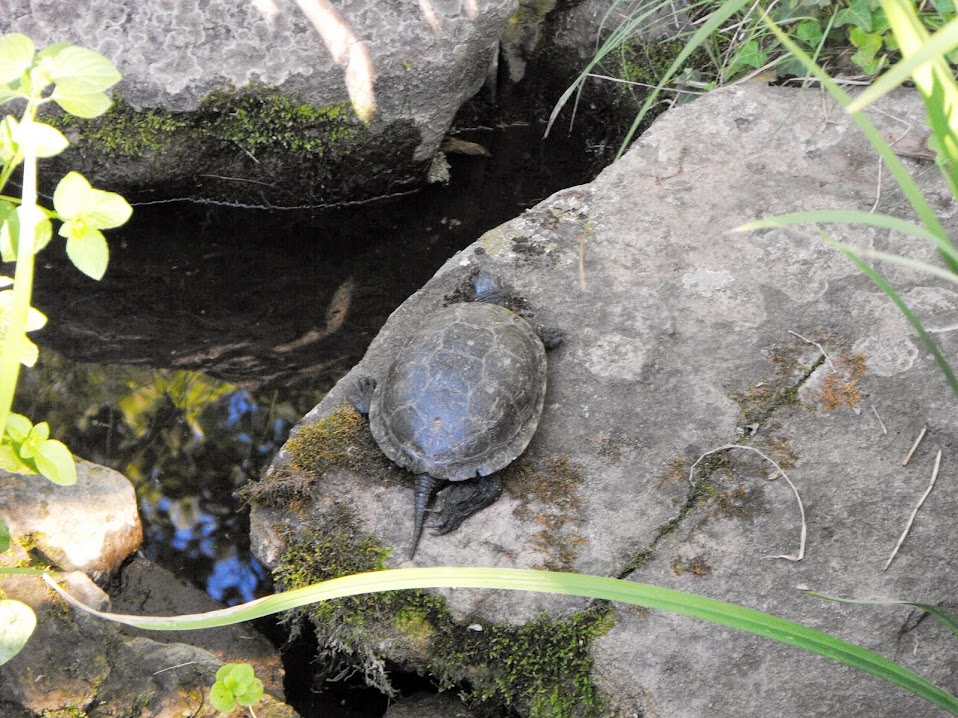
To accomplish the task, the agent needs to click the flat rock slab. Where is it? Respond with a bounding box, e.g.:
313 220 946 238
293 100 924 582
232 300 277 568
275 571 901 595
250 84 958 716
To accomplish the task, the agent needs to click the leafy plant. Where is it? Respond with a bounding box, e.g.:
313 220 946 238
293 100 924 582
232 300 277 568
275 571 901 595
210 662 264 716
0 32 130 678
0 33 131 486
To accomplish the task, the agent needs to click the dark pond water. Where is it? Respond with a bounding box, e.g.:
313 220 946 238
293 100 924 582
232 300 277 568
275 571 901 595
13 114 603 716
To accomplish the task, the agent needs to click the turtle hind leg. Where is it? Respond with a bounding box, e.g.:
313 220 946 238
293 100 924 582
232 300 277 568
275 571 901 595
410 474 444 560
428 473 503 536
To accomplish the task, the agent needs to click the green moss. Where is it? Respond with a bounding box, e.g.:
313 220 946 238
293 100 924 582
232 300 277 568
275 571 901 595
51 86 359 161
284 405 379 474
509 455 587 571
242 405 399 509
272 501 612 716
54 97 189 158
38 709 88 718
199 88 357 155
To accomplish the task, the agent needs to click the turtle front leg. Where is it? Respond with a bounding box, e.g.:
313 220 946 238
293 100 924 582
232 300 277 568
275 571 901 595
348 377 377 415
428 473 503 536
411 474 444 559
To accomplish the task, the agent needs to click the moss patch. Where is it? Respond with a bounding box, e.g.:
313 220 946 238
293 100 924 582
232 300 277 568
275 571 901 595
52 87 359 162
242 405 401 509
199 88 357 156
509 454 587 570
670 554 713 577
272 497 612 716
820 353 867 410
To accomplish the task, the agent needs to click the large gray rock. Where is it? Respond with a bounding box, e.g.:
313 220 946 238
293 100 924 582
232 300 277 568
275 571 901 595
1 0 517 201
249 84 958 716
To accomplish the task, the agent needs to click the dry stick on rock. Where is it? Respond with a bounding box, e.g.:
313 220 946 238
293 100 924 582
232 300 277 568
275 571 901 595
885 448 942 572
688 444 807 561
871 404 888 435
787 330 837 372
902 425 927 466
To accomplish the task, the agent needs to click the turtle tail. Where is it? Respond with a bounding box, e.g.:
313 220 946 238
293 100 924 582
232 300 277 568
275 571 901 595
411 475 443 559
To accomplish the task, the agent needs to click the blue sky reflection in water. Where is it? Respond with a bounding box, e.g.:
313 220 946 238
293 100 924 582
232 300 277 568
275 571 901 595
15 355 299 605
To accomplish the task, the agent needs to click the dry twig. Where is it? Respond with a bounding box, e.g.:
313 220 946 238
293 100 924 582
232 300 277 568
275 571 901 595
884 449 942 571
688 444 806 561
788 330 836 372
902 425 927 466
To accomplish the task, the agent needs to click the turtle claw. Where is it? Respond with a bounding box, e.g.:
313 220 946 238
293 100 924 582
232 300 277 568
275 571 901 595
428 474 503 536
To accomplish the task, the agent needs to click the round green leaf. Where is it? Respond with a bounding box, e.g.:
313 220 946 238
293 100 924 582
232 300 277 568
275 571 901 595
5 413 32 443
1 206 54 261
65 227 109 280
12 120 68 158
0 600 36 665
51 85 112 119
86 188 132 230
209 682 238 712
19 337 38 369
33 438 76 486
47 46 120 92
25 305 47 334
0 34 35 84
227 663 255 686
0 444 32 474
236 678 264 706
53 171 92 220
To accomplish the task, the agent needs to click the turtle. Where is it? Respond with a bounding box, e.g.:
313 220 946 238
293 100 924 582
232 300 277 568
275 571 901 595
350 274 560 559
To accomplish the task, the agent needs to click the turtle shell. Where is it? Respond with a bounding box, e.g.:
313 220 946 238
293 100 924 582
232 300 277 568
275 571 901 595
369 302 547 481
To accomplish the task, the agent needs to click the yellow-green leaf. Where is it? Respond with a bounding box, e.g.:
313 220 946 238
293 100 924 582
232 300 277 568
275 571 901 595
4 413 31 443
0 600 36 665
0 35 34 85
53 171 92 220
12 120 68 158
47 46 120 92
50 85 112 119
65 227 109 280
33 439 76 486
85 189 132 230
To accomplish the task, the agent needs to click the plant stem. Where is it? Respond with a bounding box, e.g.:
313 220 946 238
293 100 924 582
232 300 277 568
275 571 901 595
0 106 38 434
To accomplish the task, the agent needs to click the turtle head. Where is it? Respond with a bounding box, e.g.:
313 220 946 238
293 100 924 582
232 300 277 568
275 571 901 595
471 270 510 306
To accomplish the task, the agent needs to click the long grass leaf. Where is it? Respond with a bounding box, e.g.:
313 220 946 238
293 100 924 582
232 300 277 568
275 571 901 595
545 0 687 138
882 0 958 198
613 0 751 158
847 15 958 112
820 234 958 396
759 12 958 274
808 591 958 638
736 210 958 267
44 568 958 715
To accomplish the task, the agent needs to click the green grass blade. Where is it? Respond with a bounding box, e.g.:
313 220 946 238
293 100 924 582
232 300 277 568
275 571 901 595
760 12 958 274
544 0 686 138
737 210 942 244
819 234 958 396
809 591 958 638
735 209 958 268
847 14 958 112
612 0 751 159
44 568 958 715
881 0 958 198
